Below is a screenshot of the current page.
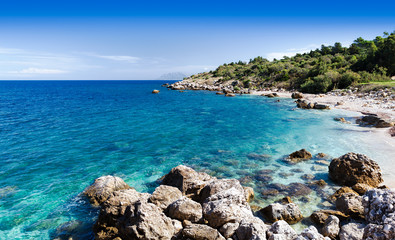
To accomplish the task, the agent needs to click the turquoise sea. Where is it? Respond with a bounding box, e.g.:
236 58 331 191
0 80 394 239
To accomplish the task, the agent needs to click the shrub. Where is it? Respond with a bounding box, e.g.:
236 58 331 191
338 71 360 88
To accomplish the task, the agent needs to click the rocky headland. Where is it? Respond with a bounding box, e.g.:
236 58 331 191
78 151 395 240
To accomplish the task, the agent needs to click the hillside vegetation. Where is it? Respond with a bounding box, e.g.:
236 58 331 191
187 32 395 93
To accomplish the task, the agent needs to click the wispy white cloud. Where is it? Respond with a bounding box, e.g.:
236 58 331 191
266 44 320 60
9 68 68 74
0 47 26 54
97 55 140 63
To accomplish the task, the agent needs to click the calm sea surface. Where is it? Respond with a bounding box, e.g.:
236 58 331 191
0 80 393 239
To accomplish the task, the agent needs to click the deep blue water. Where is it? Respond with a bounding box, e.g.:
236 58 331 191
0 80 393 239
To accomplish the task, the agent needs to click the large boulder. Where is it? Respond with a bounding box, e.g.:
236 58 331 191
219 222 240 239
235 217 268 240
167 197 203 223
363 189 395 224
95 189 150 228
202 187 253 228
200 178 244 202
329 186 359 202
149 185 183 210
267 220 297 240
291 92 304 99
314 103 330 110
339 222 365 240
95 189 181 240
328 153 383 187
83 175 130 205
363 223 395 240
356 115 394 128
161 165 214 201
295 226 330 240
310 210 348 225
362 189 395 240
321 215 340 239
335 193 364 218
121 200 182 239
182 223 226 240
260 202 303 224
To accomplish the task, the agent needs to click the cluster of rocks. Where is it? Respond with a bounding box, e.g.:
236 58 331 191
328 87 395 100
295 99 330 110
83 165 328 240
327 88 395 110
80 151 395 240
356 114 394 128
262 93 279 98
167 81 250 95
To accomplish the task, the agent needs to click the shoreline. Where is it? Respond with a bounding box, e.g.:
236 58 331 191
252 90 395 189
167 81 395 188
249 89 395 124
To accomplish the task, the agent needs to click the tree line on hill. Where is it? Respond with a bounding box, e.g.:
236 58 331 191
190 31 395 93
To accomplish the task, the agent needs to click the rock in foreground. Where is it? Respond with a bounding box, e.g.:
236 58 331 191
83 175 130 205
328 152 383 187
81 164 393 240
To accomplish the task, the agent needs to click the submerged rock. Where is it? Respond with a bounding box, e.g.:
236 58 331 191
287 182 312 197
328 152 383 187
152 89 160 94
334 117 351 124
83 175 130 206
247 153 271 161
285 149 312 164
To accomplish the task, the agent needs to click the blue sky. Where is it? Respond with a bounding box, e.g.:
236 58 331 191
0 0 394 80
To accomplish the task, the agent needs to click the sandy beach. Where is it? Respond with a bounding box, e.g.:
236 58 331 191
251 89 395 188
250 90 395 123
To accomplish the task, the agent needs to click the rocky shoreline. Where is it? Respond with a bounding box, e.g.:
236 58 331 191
79 152 395 240
163 81 395 135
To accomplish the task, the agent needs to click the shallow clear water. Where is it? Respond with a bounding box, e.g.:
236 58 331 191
0 81 393 239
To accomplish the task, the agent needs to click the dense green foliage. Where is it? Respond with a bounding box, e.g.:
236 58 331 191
192 32 395 93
